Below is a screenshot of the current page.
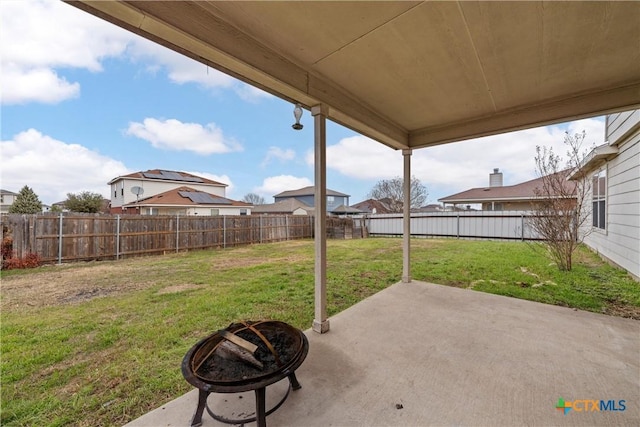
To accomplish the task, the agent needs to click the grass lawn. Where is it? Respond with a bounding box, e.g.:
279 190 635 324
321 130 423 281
1 238 638 426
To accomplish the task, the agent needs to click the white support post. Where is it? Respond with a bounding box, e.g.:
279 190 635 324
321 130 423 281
312 104 330 334
402 149 412 283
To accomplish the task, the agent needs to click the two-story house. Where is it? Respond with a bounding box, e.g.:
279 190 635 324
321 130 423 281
273 186 350 212
108 169 250 215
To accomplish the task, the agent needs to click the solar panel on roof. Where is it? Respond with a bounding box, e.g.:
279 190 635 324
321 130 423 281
183 176 204 183
142 172 164 179
178 191 231 204
155 170 204 183
208 197 232 205
160 171 183 181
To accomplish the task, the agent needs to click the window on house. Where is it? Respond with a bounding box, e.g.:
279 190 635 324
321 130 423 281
592 169 606 230
327 196 335 203
240 209 247 215
210 209 219 216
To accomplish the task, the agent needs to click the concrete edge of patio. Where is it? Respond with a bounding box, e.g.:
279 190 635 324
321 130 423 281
125 281 640 427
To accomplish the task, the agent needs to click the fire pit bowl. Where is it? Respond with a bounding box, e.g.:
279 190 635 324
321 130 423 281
182 320 309 427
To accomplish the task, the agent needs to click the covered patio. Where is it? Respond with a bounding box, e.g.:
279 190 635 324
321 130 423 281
68 0 640 333
66 2 640 426
126 281 639 426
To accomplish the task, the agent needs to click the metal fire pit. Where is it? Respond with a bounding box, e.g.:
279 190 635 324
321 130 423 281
182 320 309 427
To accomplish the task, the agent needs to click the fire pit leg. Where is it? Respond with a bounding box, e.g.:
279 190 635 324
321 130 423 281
255 387 267 427
288 373 302 390
191 389 209 427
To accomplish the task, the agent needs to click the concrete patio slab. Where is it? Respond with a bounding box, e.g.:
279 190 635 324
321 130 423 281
125 281 639 427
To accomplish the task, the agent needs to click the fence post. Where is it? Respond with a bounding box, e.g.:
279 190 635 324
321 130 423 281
285 215 290 240
58 213 63 265
521 214 525 241
259 216 263 243
456 213 460 239
223 216 226 248
116 215 120 260
176 213 180 253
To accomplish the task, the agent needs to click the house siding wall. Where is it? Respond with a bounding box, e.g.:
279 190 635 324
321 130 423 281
481 201 534 211
110 178 226 208
274 195 348 211
0 193 17 214
583 116 639 280
607 110 640 145
141 206 250 216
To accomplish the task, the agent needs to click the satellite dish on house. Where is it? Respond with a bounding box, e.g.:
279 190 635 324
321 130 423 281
131 186 144 202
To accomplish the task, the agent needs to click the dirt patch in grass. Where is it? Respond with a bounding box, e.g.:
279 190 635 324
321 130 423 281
604 302 640 320
156 284 203 295
1 251 309 310
1 263 158 310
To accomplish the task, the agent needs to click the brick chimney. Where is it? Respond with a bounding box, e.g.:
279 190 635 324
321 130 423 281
489 168 503 187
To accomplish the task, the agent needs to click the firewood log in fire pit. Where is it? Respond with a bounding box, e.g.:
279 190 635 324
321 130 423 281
217 329 263 369
216 340 263 370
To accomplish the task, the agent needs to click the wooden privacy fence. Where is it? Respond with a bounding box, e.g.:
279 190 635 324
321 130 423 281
360 211 544 241
2 214 365 264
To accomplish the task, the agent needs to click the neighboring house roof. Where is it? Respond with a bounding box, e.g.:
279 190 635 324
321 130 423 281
274 186 349 198
123 187 250 208
1 189 19 196
439 171 576 204
413 204 445 213
331 204 362 214
252 198 314 214
108 169 227 187
351 199 393 214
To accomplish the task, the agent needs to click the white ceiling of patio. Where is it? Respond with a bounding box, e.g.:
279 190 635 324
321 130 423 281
68 1 640 150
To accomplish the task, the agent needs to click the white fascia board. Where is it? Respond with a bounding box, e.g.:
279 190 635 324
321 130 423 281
568 144 619 180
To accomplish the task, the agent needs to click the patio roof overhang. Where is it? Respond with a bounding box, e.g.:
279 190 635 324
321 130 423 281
67 1 640 150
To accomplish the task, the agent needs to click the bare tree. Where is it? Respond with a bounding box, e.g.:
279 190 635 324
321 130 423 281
242 193 265 205
528 131 592 271
368 176 428 213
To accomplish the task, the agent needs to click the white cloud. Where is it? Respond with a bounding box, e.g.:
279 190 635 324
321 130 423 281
0 129 130 204
184 171 234 197
128 38 273 102
0 0 133 104
126 118 242 155
262 146 295 167
312 135 402 179
314 118 605 200
235 84 273 103
126 38 236 90
0 0 271 104
1 65 80 104
253 175 313 199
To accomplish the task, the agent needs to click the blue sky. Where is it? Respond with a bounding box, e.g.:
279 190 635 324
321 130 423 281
1 0 606 206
